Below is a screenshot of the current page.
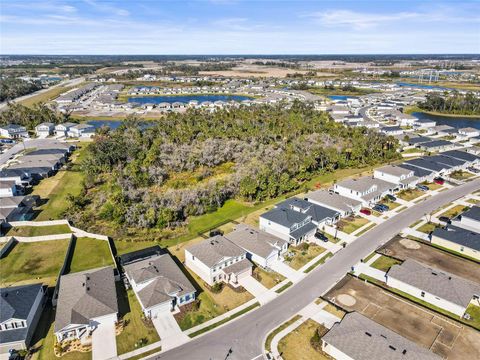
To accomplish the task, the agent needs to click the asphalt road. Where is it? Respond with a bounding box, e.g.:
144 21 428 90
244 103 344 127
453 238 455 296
153 178 480 360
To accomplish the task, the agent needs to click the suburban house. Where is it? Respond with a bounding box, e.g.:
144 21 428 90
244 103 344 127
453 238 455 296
455 206 480 232
414 118 436 129
259 206 316 245
380 126 403 136
431 226 480 261
0 124 28 139
276 197 340 227
321 312 441 360
386 259 480 317
121 247 196 318
0 180 18 198
0 284 46 354
0 169 31 186
305 190 362 217
333 176 396 206
54 122 77 137
67 123 95 138
458 127 479 139
185 236 252 286
373 165 419 189
54 267 118 342
224 224 288 267
0 195 39 223
34 122 55 138
418 140 455 152
402 158 450 177
442 150 480 168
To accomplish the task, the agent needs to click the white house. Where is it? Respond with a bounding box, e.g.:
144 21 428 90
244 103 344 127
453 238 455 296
386 259 480 317
373 165 419 189
0 284 46 354
35 122 54 138
122 249 196 318
333 176 397 206
54 122 76 137
0 124 28 139
455 206 480 232
0 180 17 197
54 267 118 342
224 224 288 267
306 190 362 217
431 226 480 261
458 127 479 139
380 126 403 136
67 123 95 138
185 236 252 286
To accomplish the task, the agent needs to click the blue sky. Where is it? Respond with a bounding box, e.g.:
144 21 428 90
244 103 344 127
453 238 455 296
1 0 479 54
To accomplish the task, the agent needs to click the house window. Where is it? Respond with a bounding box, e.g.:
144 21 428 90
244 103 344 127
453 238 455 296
421 291 425 297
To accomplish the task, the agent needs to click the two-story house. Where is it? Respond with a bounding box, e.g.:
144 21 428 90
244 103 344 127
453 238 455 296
54 122 77 137
333 176 396 207
373 165 419 189
0 124 28 139
34 122 54 138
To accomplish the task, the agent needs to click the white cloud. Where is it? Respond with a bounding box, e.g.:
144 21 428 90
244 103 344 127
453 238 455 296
83 0 130 17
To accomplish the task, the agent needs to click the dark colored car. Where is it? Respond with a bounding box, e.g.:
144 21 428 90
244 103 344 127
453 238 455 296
314 232 329 242
386 194 397 202
373 205 386 213
209 229 224 237
360 208 372 216
377 203 389 211
417 184 429 191
438 216 451 224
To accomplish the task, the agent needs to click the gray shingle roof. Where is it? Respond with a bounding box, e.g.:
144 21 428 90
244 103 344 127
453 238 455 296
306 190 362 213
224 224 287 258
322 312 441 360
432 225 480 251
461 206 480 222
54 266 118 333
186 236 245 268
0 283 43 322
277 198 339 224
442 150 480 163
124 253 195 308
387 259 480 308
260 207 310 227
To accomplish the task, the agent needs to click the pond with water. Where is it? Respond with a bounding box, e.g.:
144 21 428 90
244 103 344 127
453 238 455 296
412 112 480 130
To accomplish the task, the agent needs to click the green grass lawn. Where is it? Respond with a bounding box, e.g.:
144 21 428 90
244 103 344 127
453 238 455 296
450 171 474 180
285 244 326 270
322 304 346 319
439 205 469 219
417 222 437 234
5 224 72 237
0 240 69 287
304 252 333 273
379 199 400 210
397 188 424 201
338 216 370 234
253 265 285 289
114 239 161 255
33 144 88 221
275 281 293 293
19 86 72 108
464 304 480 329
370 255 402 272
116 288 160 354
422 181 443 191
68 237 114 273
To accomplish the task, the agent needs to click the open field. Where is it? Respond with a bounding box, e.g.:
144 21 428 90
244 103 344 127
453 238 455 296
4 224 72 237
0 240 69 286
199 64 318 78
68 237 114 273
325 276 480 359
277 319 331 360
19 86 72 108
378 236 480 283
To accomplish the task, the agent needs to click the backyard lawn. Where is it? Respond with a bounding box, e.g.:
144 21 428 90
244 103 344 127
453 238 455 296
439 205 469 219
5 224 72 237
285 243 326 270
68 237 114 273
397 188 424 201
465 304 480 330
0 240 69 286
116 288 160 354
253 265 285 289
277 320 330 360
33 144 88 221
370 255 402 272
337 216 370 234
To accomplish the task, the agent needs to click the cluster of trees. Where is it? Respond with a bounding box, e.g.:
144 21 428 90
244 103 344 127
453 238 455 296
0 78 43 102
419 92 480 115
68 102 399 230
0 103 68 128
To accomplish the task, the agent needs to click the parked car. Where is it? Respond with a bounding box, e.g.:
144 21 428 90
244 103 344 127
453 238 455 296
438 216 451 224
386 194 397 202
314 232 329 242
360 208 372 216
376 203 389 211
209 229 223 237
434 177 445 185
417 184 429 191
373 205 386 213
468 167 480 174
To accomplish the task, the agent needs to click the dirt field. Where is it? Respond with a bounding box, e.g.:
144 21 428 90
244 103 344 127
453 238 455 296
378 236 480 284
325 276 480 359
200 64 322 78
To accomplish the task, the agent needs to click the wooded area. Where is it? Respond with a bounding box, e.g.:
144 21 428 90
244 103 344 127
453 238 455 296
419 92 480 115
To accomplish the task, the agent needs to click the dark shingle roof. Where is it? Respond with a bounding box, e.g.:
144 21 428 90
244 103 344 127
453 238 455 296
461 206 480 222
442 150 480 163
260 207 310 227
432 225 480 251
277 198 339 224
0 283 43 322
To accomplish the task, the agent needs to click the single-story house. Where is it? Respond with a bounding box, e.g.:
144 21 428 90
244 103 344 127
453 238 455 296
402 158 450 177
418 140 455 152
0 180 18 198
414 118 436 129
185 236 252 286
0 284 46 354
455 206 480 232
373 165 419 189
305 190 362 217
431 225 479 261
259 206 317 245
35 122 55 137
54 266 118 342
441 150 480 168
386 259 480 317
458 127 479 138
0 169 31 186
322 312 441 360
429 155 467 172
122 248 196 318
0 124 28 139
224 224 288 268
333 176 397 207
380 126 403 136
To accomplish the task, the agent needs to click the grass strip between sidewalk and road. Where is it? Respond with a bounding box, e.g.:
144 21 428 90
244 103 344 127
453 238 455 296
275 281 293 294
304 252 333 273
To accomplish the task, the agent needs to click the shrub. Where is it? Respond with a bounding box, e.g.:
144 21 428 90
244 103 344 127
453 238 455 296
211 282 224 293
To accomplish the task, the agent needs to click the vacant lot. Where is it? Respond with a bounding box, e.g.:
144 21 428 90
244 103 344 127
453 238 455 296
0 240 69 286
5 224 72 237
278 320 330 360
325 276 480 359
378 236 480 283
68 237 114 273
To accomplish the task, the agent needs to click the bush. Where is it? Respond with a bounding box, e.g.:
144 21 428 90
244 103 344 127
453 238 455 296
298 242 310 251
211 282 224 293
310 327 323 351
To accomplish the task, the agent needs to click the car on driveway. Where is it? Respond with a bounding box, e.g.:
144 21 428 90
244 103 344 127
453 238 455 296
438 216 451 224
314 232 329 242
373 205 386 213
417 184 429 191
468 167 480 174
386 194 397 202
360 208 371 216
434 177 445 185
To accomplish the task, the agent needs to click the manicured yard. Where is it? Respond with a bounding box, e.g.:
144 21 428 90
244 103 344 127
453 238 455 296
116 288 160 354
285 243 326 270
304 252 333 273
370 255 402 272
466 198 479 205
337 216 370 234
0 240 69 286
253 265 285 289
33 144 88 221
68 237 114 273
464 304 480 330
439 205 469 219
115 239 161 256
5 224 72 237
397 188 424 201
278 319 330 360
417 222 437 234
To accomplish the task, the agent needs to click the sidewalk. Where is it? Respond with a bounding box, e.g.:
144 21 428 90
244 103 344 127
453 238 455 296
352 262 387 282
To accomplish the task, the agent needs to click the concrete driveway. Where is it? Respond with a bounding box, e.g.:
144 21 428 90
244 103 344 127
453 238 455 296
152 311 189 351
239 276 276 305
270 260 303 282
92 317 117 360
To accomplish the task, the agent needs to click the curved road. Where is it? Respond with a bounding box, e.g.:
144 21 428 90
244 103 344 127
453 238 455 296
153 178 480 360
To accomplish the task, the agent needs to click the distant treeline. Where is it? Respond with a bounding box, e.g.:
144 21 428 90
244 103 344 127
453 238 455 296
419 92 480 115
0 103 70 128
0 78 43 102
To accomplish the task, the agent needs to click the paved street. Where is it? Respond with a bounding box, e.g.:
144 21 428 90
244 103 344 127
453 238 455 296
152 178 480 360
